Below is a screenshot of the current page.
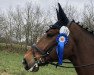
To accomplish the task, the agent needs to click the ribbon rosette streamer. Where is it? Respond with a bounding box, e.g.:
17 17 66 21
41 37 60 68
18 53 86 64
56 26 70 65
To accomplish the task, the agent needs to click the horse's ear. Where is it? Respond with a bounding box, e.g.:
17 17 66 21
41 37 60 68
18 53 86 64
58 3 69 25
56 9 59 20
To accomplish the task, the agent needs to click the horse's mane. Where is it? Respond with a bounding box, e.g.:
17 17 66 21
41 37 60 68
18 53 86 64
72 20 94 35
47 19 94 35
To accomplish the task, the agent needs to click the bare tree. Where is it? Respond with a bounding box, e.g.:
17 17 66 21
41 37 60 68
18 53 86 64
0 11 9 47
22 2 54 49
64 4 79 21
23 2 34 48
12 6 24 48
7 8 15 50
82 0 94 31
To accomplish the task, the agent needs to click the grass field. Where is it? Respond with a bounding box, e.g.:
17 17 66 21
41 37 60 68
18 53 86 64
0 50 77 75
0 43 77 75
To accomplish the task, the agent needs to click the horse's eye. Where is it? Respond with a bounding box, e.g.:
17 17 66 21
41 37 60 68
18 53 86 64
47 33 55 37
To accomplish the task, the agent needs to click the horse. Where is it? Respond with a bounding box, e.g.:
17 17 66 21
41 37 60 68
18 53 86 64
22 3 94 75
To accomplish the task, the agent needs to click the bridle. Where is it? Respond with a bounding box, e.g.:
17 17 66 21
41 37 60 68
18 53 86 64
32 43 57 64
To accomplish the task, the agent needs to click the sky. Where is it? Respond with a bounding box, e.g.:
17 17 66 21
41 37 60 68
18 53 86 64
0 0 93 22
0 0 93 11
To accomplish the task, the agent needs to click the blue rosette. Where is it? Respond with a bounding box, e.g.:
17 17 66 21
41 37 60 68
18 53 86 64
56 33 68 65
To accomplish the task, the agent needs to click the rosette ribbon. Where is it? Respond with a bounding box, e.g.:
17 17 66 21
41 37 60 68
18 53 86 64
56 33 68 65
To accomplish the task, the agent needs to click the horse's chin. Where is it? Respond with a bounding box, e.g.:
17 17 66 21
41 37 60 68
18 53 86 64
28 63 39 72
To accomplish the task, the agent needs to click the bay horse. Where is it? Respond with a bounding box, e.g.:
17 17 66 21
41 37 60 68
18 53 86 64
23 3 94 75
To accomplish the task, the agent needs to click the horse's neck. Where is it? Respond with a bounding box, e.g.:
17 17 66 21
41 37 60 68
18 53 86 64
69 23 94 75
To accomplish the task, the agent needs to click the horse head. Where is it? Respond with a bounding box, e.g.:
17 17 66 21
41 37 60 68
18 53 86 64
23 3 75 72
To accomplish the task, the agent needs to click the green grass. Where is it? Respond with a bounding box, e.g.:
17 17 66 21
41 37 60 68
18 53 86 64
0 50 77 75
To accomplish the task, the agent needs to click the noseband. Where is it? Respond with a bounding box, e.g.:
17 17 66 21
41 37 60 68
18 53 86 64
31 43 57 64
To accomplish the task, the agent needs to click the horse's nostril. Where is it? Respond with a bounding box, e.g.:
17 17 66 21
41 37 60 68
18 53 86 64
22 58 30 70
22 58 27 65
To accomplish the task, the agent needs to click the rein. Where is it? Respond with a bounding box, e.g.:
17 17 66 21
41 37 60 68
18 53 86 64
49 62 94 68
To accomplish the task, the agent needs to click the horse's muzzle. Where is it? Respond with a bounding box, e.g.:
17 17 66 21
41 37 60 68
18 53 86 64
22 58 39 72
